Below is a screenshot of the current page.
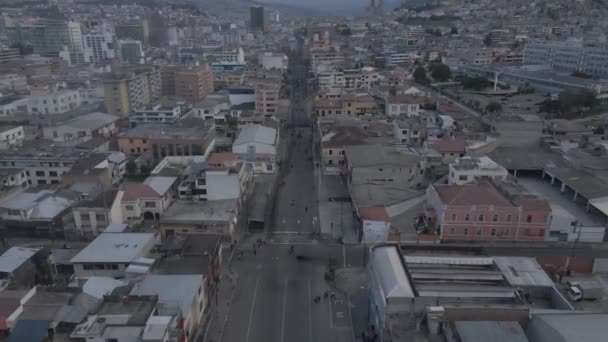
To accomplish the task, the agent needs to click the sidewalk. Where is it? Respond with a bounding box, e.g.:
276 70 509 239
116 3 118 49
199 252 239 342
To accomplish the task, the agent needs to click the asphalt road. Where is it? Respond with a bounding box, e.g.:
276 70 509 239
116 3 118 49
223 244 357 342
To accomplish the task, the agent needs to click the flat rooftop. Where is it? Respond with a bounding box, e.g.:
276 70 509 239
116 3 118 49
70 233 155 264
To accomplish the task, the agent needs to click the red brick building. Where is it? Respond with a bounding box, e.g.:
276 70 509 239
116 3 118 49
425 180 551 242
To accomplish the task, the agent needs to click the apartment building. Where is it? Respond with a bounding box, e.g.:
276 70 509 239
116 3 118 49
131 102 182 127
317 70 345 90
117 123 165 155
255 82 280 116
117 39 144 64
524 39 608 78
393 117 426 145
343 67 380 90
175 64 214 103
342 94 378 116
82 23 116 64
149 125 216 162
27 89 82 115
7 20 83 61
115 19 149 43
385 95 423 117
0 126 25 149
425 180 551 242
103 65 161 116
448 156 509 185
0 151 80 185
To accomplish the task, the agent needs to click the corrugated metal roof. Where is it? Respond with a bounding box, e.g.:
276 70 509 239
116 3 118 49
405 256 495 266
0 247 39 274
370 246 415 300
494 257 554 288
454 321 529 342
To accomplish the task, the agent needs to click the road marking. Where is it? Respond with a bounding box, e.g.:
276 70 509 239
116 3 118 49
245 277 260 342
281 277 288 342
343 245 346 268
347 294 356 342
308 280 313 342
328 290 334 328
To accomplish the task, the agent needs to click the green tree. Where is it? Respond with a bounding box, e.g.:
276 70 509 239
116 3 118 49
429 63 452 82
485 102 502 113
461 76 492 90
413 66 428 83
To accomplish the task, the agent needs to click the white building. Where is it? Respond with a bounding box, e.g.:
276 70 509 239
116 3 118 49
191 96 230 120
0 125 25 149
343 67 380 90
42 112 118 143
119 177 176 222
0 168 29 187
386 95 423 117
0 151 80 185
317 70 345 90
27 89 82 115
448 156 509 185
232 124 277 174
82 23 116 64
260 52 288 70
131 103 182 127
0 96 28 117
69 232 156 278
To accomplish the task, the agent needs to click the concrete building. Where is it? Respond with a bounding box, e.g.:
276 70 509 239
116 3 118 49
69 191 118 239
429 139 468 164
260 52 288 71
42 112 119 143
69 232 156 278
7 20 83 63
120 177 176 222
0 126 24 149
250 6 265 31
27 89 82 115
149 125 215 162
317 71 345 91
386 95 423 117
117 39 144 64
448 156 509 185
393 117 426 145
130 274 205 342
342 94 378 116
131 102 182 127
160 199 239 239
343 67 381 90
0 48 21 64
82 23 116 64
0 151 81 185
103 65 161 116
255 82 280 116
174 64 214 103
115 19 149 44
0 168 29 188
425 180 551 242
232 124 277 174
524 39 608 78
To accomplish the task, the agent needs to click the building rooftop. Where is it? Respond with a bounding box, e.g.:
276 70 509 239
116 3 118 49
453 321 529 342
345 144 423 168
434 182 513 207
160 199 237 225
430 139 468 153
121 184 160 202
143 176 177 196
130 274 202 318
529 312 608 342
119 123 168 139
451 156 507 172
233 124 277 146
0 247 39 274
61 112 119 130
70 233 155 264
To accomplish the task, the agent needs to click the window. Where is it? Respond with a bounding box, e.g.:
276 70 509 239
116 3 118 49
506 215 512 222
451 213 457 221
449 227 455 235
539 229 545 237
463 228 469 236
125 205 134 211
458 175 468 181
35 171 45 176
524 228 531 236
478 214 484 222
144 201 156 208
504 228 510 236
465 213 470 221
492 214 498 222
49 171 58 177
491 229 496 236
81 213 90 221
526 215 532 223
328 150 333 155
96 214 106 221
476 228 482 236
37 180 46 185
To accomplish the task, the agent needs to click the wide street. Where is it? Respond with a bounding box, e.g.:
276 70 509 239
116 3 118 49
218 36 368 342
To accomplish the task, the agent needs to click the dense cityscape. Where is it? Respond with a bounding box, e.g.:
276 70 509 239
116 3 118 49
0 0 608 341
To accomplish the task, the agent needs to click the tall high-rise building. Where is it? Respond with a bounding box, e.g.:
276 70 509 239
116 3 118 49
115 20 149 44
174 64 215 103
367 0 384 16
81 23 116 64
250 6 265 31
103 65 160 116
6 19 84 63
117 39 145 64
